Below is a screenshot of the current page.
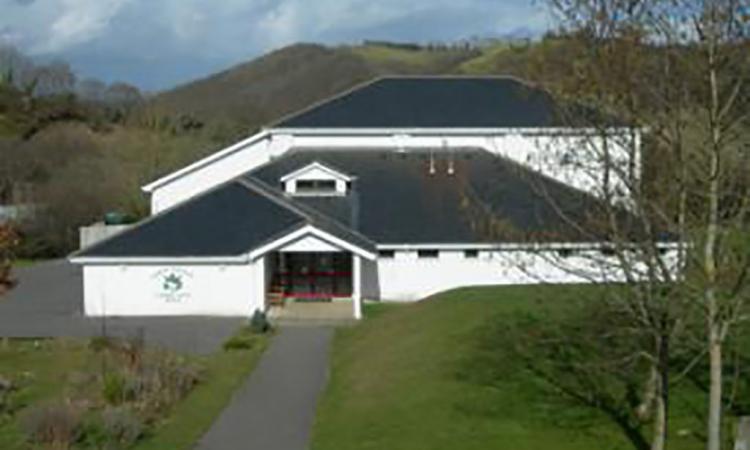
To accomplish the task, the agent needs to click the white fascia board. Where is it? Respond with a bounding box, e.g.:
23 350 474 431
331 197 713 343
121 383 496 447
68 255 250 265
376 242 682 251
270 127 640 137
249 225 376 261
279 161 352 182
142 130 271 193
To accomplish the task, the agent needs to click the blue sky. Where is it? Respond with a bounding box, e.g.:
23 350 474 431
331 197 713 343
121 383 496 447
0 0 550 91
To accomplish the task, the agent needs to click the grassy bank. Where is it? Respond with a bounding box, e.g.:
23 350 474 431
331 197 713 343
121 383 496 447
312 285 705 450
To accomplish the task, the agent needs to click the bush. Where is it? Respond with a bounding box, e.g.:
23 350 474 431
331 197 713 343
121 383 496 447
102 372 138 406
20 401 82 449
0 375 19 419
0 224 19 291
89 335 115 352
222 332 257 351
102 406 144 448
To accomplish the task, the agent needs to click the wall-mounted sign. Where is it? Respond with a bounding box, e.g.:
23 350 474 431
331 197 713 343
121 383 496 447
152 268 193 303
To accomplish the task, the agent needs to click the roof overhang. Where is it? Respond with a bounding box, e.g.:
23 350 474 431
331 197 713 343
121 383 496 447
249 224 376 261
279 161 352 183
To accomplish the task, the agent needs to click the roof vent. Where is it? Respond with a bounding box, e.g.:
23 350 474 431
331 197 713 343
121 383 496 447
429 150 436 175
444 139 454 176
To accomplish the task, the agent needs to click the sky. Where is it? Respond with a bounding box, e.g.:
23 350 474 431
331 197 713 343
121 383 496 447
0 0 550 91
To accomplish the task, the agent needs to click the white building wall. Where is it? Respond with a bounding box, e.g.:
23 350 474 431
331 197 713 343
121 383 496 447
149 133 289 214
83 262 263 316
372 249 675 301
148 130 638 214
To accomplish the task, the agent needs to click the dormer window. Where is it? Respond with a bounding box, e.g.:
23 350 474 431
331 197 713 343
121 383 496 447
281 161 352 197
296 179 336 194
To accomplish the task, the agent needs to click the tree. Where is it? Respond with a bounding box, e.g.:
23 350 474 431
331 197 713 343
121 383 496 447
0 224 19 293
534 1 750 449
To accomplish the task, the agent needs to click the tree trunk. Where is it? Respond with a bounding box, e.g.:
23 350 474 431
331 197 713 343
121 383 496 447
705 26 723 450
652 391 667 450
652 332 670 450
707 328 723 450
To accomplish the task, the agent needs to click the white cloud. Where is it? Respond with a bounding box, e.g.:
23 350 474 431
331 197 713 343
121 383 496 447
28 0 132 54
0 0 550 89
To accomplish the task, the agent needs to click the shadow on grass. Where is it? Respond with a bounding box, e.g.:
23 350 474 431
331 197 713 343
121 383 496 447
454 301 653 450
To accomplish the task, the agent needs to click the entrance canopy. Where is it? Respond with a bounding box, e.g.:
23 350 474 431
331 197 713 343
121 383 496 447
249 224 376 261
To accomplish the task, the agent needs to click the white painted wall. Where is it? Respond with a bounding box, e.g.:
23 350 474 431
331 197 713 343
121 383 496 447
147 129 639 214
82 262 263 316
279 235 343 253
79 224 131 249
371 248 678 301
148 133 288 214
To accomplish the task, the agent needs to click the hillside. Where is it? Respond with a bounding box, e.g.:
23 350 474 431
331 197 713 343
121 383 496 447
147 42 534 135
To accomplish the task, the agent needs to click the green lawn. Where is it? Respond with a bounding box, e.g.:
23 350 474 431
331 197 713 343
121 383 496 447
312 285 706 450
0 335 267 450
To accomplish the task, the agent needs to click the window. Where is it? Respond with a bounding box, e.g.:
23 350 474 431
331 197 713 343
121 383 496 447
464 249 479 259
378 250 395 259
557 248 576 258
417 249 439 259
296 179 336 193
600 246 616 256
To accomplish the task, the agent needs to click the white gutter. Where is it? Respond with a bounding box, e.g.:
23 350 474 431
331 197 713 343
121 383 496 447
270 127 639 137
68 255 251 265
376 242 682 251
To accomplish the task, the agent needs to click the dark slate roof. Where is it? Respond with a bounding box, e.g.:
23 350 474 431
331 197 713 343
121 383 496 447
75 182 306 257
247 148 619 244
240 177 376 253
274 76 572 129
75 179 375 258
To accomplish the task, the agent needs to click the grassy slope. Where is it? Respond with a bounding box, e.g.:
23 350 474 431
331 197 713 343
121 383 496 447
312 286 704 450
149 43 483 132
0 338 267 450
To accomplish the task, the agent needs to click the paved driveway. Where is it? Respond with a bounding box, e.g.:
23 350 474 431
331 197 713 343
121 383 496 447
196 326 334 450
0 260 243 354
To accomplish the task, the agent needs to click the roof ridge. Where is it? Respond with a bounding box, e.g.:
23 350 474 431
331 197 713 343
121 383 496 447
265 76 384 129
239 176 376 247
267 75 541 129
236 177 313 220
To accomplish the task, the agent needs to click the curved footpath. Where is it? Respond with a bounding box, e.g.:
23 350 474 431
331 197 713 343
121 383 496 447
195 326 333 450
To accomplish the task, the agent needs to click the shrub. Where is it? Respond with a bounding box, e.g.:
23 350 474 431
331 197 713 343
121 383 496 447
0 224 19 291
102 372 138 406
88 336 115 352
222 332 256 351
20 401 82 449
0 375 18 419
120 354 201 418
101 406 144 448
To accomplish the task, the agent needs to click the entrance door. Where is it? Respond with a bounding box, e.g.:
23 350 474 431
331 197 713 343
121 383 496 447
276 252 352 298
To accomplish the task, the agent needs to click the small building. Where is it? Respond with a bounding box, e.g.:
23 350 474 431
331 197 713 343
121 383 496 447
70 76 661 319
